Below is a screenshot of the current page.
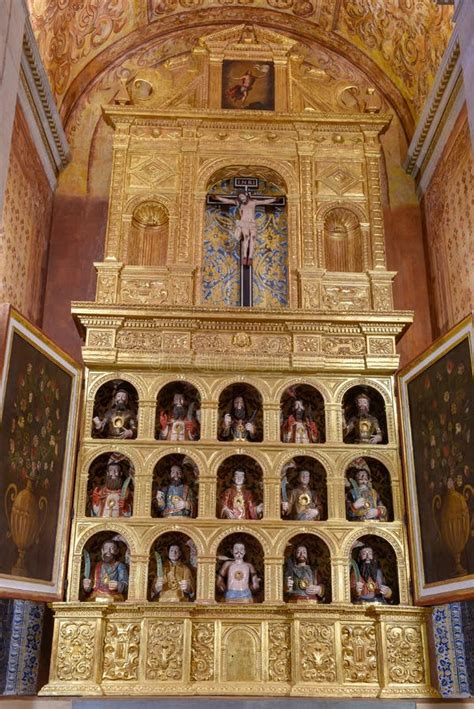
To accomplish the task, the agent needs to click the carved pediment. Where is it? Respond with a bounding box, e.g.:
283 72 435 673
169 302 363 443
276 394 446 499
200 24 297 59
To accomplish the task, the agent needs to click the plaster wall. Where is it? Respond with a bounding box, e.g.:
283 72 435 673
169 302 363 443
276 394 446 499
0 102 54 325
422 106 474 337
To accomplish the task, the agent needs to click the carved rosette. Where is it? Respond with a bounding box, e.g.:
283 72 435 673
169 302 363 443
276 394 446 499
268 623 291 682
386 626 425 684
56 621 96 681
102 622 141 680
191 622 215 681
341 624 377 683
299 622 336 683
146 621 184 680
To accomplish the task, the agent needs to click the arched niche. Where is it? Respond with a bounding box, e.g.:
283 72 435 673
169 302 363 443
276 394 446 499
216 454 264 520
151 453 199 519
155 381 201 442
323 207 364 272
148 531 197 602
79 531 129 602
91 380 138 440
127 200 169 267
350 534 399 605
345 457 393 522
216 532 264 604
203 166 288 308
283 533 331 603
342 385 388 444
280 384 326 443
217 383 263 442
281 456 327 521
86 452 135 518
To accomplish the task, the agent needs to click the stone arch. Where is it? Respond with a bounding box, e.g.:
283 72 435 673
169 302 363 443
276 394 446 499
143 525 207 558
315 200 369 225
145 447 207 476
211 376 271 401
207 525 275 555
274 526 338 558
274 448 335 477
334 377 392 405
198 160 296 198
81 445 144 476
88 372 147 403
209 449 271 478
124 192 174 215
152 374 209 402
74 523 140 557
272 377 331 405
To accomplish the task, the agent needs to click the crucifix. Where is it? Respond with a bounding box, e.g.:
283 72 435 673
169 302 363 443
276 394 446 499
207 177 285 306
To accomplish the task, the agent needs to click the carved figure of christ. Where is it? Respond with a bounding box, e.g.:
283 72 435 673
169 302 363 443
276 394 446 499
214 192 279 266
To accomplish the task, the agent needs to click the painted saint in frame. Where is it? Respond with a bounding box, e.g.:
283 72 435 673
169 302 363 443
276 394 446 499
398 314 474 604
0 306 81 601
222 60 275 111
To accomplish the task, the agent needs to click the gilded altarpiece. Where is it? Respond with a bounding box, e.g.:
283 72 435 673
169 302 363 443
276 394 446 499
43 25 436 698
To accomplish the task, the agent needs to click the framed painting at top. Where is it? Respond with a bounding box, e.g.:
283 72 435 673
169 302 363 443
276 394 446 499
221 60 274 111
0 305 81 601
398 314 474 605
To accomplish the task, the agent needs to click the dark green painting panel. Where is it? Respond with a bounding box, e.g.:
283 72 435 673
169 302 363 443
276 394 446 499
0 332 73 581
407 337 474 584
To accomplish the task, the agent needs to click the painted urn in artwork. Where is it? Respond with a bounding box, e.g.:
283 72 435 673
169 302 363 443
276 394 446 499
434 482 470 577
5 477 48 577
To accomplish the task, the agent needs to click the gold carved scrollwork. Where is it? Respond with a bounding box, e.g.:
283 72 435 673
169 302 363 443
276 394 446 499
121 279 169 305
295 335 320 353
88 331 114 349
323 286 369 311
386 626 425 684
373 285 392 311
102 622 141 680
116 331 163 351
300 623 336 683
97 276 116 304
302 282 320 310
341 624 377 683
268 623 291 682
57 622 96 681
146 621 184 680
191 622 215 682
322 337 365 355
369 338 394 355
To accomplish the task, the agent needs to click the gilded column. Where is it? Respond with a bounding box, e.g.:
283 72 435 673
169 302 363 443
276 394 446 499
363 128 386 271
177 126 200 264
297 136 316 267
103 122 131 261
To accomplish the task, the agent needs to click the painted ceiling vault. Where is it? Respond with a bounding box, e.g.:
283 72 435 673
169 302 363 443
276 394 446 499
29 0 453 133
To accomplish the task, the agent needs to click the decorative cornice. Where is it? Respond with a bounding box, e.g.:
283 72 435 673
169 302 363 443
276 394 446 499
19 17 69 181
404 28 463 194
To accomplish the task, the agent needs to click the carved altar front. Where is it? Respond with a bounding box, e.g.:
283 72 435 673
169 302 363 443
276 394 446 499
42 24 437 698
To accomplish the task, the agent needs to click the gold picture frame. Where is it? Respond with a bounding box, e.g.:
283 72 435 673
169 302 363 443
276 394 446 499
398 314 474 604
0 305 82 601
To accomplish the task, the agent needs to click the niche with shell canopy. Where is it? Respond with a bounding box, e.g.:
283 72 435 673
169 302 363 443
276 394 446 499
323 207 365 272
127 200 169 267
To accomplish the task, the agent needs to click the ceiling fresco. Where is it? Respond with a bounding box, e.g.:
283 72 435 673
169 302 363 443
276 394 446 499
28 0 453 128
